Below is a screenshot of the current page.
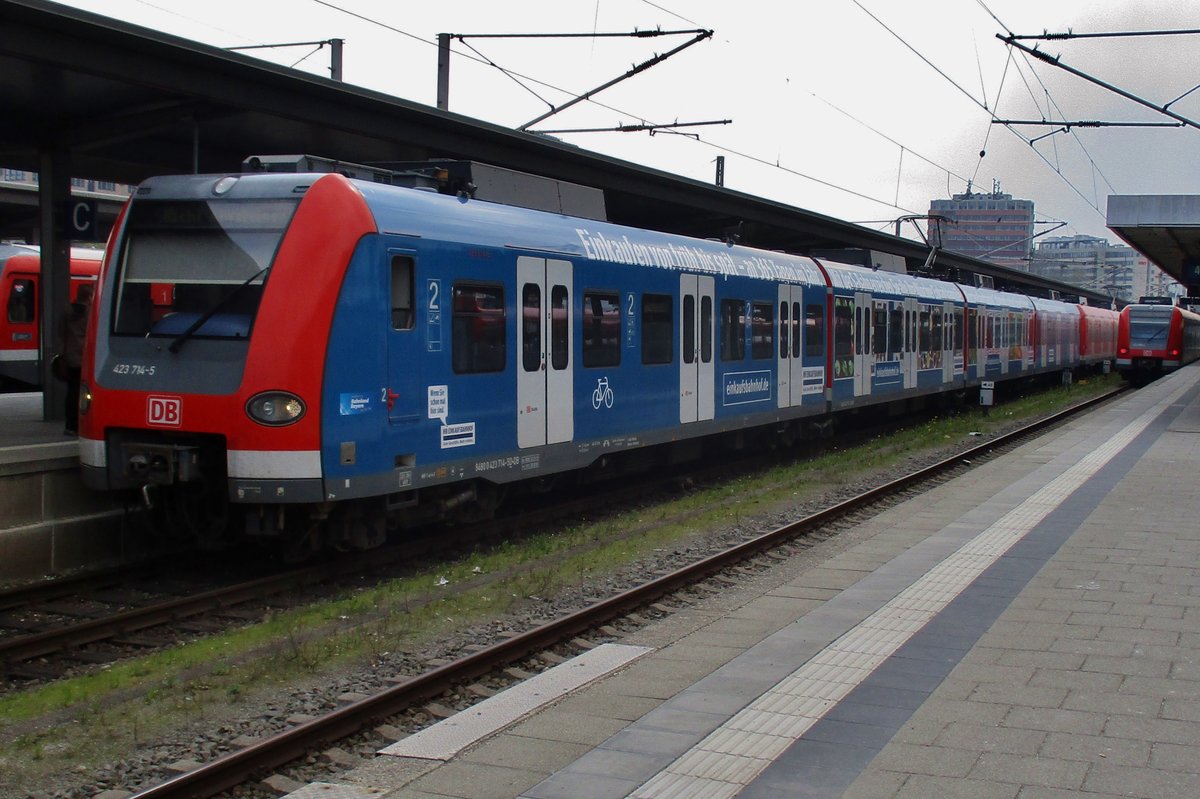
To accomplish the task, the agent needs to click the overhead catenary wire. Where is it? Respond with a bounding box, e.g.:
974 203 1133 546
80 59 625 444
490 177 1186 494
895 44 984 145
851 0 1113 222
306 0 933 220
307 0 1105 235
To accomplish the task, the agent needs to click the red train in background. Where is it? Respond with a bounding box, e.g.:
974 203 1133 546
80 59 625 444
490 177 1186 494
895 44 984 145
1 243 103 389
1116 301 1200 386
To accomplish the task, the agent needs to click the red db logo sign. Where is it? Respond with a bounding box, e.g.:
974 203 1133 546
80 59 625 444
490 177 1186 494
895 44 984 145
147 395 182 427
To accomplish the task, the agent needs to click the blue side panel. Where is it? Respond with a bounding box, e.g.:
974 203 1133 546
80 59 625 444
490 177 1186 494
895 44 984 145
916 368 943 389
322 236 525 494
322 237 389 482
872 360 904 392
711 276 779 418
571 261 678 438
412 240 518 462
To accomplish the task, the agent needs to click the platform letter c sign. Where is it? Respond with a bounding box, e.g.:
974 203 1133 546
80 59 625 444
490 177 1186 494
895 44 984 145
147 395 182 427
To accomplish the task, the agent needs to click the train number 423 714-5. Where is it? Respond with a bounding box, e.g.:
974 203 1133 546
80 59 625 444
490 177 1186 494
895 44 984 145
112 363 156 376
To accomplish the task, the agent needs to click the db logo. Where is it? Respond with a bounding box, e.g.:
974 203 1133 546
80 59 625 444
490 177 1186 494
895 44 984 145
147 395 182 427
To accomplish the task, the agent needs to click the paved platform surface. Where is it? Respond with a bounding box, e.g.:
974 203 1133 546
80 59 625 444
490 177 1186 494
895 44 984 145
297 362 1200 799
0 391 75 449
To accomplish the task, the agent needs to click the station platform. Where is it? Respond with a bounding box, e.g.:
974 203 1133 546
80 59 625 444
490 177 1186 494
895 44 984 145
0 392 131 582
306 363 1200 799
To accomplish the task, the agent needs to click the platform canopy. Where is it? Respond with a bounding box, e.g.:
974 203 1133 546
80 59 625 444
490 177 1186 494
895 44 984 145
0 0 1112 304
1107 195 1200 295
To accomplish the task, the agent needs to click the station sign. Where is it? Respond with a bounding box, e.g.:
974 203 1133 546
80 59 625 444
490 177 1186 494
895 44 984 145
66 198 98 240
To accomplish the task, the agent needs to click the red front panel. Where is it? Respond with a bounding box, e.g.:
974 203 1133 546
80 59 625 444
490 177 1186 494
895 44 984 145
81 175 378 456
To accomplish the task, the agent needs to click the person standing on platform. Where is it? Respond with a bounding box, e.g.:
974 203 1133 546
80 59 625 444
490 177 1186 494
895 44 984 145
58 282 93 436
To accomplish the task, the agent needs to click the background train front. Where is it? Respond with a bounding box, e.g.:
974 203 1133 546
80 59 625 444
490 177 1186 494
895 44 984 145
1116 303 1200 386
0 244 101 389
78 170 1115 554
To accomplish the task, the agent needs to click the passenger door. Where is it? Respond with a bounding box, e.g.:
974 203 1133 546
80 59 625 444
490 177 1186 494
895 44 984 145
942 301 956 383
903 297 918 389
777 284 804 408
854 291 872 397
679 273 715 423
517 256 574 448
386 253 422 426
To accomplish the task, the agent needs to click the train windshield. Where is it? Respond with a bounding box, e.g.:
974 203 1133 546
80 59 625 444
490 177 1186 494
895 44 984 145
1127 307 1172 348
112 198 298 339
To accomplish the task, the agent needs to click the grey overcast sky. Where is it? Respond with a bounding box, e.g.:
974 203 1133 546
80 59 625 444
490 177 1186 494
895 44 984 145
53 0 1200 248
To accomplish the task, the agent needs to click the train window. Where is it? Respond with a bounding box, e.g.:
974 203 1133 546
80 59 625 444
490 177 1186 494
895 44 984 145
1128 311 1171 347
6 279 34 323
919 307 932 354
390 256 414 330
683 294 696 365
114 198 299 339
872 305 888 358
751 302 774 360
791 302 801 359
701 295 713 363
551 285 569 370
854 305 864 356
720 299 745 361
889 306 903 357
834 298 853 364
452 283 506 374
932 308 944 350
582 291 620 367
521 282 541 373
805 303 824 358
641 293 673 364
779 302 789 359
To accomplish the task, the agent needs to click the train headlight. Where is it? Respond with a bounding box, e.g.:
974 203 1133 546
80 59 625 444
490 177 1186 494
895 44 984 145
246 391 306 426
79 382 92 415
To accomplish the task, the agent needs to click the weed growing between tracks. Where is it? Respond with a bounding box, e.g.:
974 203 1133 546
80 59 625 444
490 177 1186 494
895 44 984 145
0 374 1122 793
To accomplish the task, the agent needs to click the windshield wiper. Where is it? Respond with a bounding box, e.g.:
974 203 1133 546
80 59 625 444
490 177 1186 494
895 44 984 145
168 266 269 354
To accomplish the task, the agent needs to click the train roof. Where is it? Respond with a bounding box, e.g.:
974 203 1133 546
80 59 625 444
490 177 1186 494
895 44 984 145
956 283 1033 311
353 176 836 286
814 258 961 301
1 242 103 267
127 172 1105 310
1028 295 1083 315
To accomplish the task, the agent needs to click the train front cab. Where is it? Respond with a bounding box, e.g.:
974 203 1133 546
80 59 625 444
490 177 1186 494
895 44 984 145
1117 303 1200 385
79 172 378 547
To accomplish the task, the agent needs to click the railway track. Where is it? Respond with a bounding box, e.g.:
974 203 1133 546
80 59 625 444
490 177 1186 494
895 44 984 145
119 385 1125 799
0 442 791 686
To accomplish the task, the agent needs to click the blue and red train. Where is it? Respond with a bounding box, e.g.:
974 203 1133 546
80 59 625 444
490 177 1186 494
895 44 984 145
77 167 1118 552
1115 301 1200 386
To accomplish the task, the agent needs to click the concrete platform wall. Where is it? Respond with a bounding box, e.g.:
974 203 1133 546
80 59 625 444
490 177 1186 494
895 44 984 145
0 443 144 582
